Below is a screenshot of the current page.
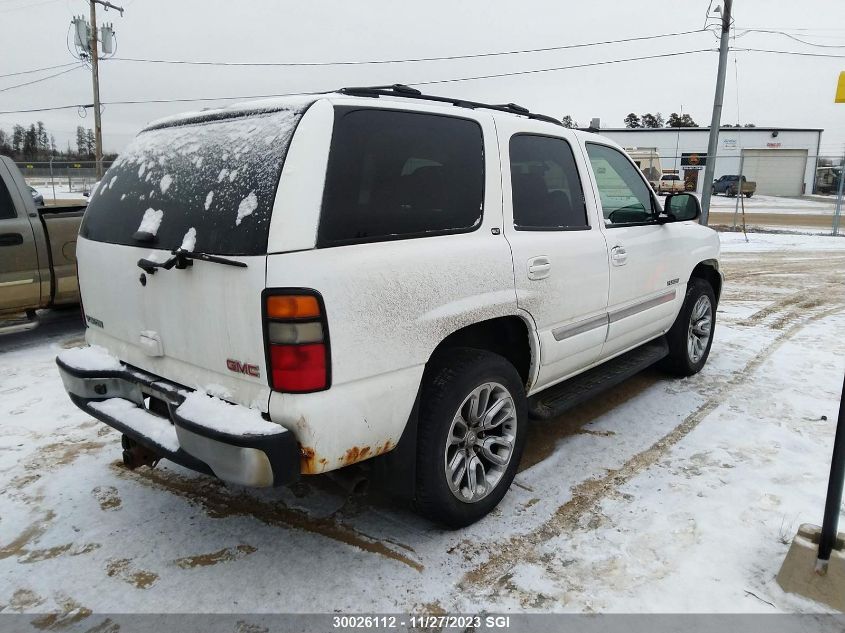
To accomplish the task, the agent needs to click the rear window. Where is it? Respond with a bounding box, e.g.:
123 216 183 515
318 108 484 246
79 106 308 256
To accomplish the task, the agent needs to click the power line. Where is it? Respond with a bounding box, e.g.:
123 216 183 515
0 65 83 94
413 48 714 86
0 0 62 12
0 48 714 115
110 28 709 67
0 62 79 79
737 28 845 48
734 47 845 59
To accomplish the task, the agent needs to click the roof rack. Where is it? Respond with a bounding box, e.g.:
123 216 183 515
338 84 563 127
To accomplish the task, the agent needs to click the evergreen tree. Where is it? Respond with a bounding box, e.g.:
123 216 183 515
36 121 48 157
623 113 642 128
561 115 578 129
641 112 665 128
76 126 87 156
85 128 96 157
667 112 698 128
12 125 24 156
23 124 38 159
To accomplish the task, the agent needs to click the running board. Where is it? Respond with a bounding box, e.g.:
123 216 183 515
528 338 669 420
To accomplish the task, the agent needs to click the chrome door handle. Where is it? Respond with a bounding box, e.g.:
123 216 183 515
527 256 551 280
610 246 628 266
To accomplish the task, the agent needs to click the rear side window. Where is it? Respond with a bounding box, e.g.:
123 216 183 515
509 134 588 230
79 107 308 256
0 178 16 220
318 108 484 246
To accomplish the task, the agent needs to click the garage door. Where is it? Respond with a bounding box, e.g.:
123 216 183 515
741 149 808 196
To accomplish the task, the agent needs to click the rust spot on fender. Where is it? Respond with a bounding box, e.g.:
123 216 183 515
341 445 372 466
375 440 393 456
299 445 318 474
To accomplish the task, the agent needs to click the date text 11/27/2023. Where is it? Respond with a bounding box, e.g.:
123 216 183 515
332 615 511 629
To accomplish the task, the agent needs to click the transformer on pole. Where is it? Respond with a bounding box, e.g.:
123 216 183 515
70 2 124 180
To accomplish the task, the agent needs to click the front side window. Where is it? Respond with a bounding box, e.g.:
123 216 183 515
586 143 655 226
509 134 588 230
318 108 484 246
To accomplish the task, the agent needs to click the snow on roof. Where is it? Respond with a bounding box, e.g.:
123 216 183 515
143 93 326 131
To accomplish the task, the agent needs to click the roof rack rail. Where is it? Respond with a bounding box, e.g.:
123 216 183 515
338 84 563 127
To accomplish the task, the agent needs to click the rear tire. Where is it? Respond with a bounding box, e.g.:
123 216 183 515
414 348 527 528
662 278 716 377
744 192 753 198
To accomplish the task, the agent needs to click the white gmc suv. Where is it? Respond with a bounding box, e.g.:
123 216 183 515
57 85 721 527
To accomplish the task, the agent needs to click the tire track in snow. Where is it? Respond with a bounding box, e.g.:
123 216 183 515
109 463 424 572
460 302 845 591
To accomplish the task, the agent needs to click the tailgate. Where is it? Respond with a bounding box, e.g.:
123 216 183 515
78 237 269 409
75 102 313 410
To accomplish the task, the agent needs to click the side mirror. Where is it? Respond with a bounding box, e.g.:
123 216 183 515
662 193 701 222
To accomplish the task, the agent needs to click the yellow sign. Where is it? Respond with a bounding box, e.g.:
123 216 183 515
837 71 845 103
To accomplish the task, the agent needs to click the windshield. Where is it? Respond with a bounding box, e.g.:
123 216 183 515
79 106 309 256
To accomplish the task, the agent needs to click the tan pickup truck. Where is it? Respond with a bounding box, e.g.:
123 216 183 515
651 173 686 196
0 156 84 318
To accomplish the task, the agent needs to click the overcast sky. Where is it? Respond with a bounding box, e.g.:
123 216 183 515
2 0 844 158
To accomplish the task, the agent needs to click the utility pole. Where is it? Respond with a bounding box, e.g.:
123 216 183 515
833 149 844 236
86 0 123 180
699 0 732 226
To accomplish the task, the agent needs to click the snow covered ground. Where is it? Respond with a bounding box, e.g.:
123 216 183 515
1 233 844 619
709 194 837 216
30 183 90 204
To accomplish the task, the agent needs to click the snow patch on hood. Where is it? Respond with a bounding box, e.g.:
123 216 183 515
159 174 173 194
204 191 214 210
235 192 258 226
137 208 164 236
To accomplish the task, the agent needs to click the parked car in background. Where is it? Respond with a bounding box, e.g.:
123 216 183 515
651 174 685 195
28 186 44 207
0 157 84 318
57 86 721 527
712 175 756 198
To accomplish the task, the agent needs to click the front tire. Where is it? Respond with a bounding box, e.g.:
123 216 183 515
662 278 716 376
414 348 527 528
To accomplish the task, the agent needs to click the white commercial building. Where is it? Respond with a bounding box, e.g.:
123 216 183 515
597 126 823 196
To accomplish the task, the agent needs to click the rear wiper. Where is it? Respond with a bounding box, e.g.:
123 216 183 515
137 248 247 274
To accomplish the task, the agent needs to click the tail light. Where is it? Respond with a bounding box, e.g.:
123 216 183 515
263 290 330 393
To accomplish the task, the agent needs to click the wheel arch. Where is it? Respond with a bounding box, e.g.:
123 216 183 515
689 259 722 303
373 315 536 500
428 315 536 388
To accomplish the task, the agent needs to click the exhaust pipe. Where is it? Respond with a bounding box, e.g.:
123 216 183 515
121 434 161 470
325 466 370 496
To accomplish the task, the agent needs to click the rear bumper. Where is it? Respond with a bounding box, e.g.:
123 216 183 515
56 357 300 487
